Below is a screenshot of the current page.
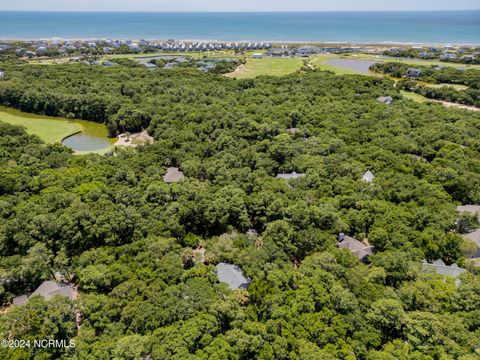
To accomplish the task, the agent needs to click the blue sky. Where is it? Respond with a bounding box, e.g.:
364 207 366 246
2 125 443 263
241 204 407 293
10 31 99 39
0 0 478 12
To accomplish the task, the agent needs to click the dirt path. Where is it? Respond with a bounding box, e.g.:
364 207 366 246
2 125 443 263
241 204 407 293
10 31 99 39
436 101 480 112
224 64 247 78
114 130 155 147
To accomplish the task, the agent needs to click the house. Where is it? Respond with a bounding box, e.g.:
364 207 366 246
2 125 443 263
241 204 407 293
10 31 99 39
406 68 422 78
422 259 466 284
463 229 480 257
252 53 263 59
419 51 434 59
377 96 393 105
163 63 176 70
440 53 456 60
362 171 375 183
337 233 374 262
286 127 301 134
102 61 118 67
198 62 216 72
12 281 75 306
216 263 251 290
456 205 480 221
276 172 306 180
0 70 4 78
144 63 158 70
163 167 185 183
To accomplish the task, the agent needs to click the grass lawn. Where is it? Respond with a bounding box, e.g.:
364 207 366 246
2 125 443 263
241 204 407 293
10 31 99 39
423 83 469 90
349 53 480 70
0 106 82 143
400 91 429 103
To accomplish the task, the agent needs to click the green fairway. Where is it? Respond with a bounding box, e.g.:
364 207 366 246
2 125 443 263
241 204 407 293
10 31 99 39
349 53 480 70
0 106 82 143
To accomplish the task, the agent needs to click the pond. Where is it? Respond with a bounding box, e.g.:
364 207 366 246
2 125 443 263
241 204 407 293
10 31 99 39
61 131 113 152
0 106 114 154
323 59 379 75
61 120 115 153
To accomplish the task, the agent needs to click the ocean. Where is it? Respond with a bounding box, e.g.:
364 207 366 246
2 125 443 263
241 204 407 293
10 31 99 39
0 11 479 44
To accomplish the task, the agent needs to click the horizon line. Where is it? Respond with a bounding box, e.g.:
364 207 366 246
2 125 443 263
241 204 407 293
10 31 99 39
0 9 479 13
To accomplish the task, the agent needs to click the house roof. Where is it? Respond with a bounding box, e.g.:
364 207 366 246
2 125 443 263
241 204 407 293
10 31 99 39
216 263 251 290
276 172 305 180
31 281 75 300
407 68 422 75
163 167 185 183
377 96 393 104
362 171 375 183
12 295 28 306
422 259 466 279
457 205 480 221
286 128 301 134
13 281 75 306
337 234 374 261
463 229 480 248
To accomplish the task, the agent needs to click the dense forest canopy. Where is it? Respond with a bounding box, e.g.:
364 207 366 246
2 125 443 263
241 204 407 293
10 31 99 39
0 61 480 359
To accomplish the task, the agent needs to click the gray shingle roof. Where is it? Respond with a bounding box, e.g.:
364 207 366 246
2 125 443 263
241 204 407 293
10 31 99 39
31 281 75 300
163 167 185 183
12 281 75 306
276 172 305 180
337 234 374 261
422 259 466 279
377 96 393 104
216 263 251 290
12 295 28 306
457 205 480 222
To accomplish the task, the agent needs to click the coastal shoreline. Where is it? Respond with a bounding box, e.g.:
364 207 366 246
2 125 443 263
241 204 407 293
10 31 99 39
1 38 480 47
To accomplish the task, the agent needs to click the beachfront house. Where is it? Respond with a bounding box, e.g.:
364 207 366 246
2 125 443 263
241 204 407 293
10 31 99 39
440 52 456 60
406 68 422 78
12 281 75 306
276 172 306 180
362 171 375 183
216 263 251 290
163 167 185 183
337 233 374 262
